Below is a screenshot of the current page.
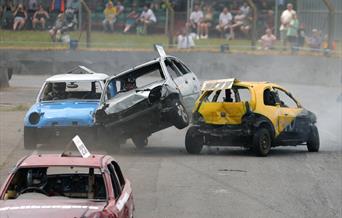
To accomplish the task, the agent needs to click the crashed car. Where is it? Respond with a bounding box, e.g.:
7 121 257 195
185 79 319 156
95 45 200 148
24 66 109 149
0 152 134 218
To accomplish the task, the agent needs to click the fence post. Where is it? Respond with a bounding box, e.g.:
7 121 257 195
245 0 257 49
166 1 174 48
80 0 91 48
322 0 335 50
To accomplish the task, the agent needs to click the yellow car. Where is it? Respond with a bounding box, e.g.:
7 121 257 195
185 79 319 156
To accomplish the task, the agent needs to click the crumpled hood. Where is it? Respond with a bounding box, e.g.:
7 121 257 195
104 82 165 114
0 198 106 218
25 101 99 127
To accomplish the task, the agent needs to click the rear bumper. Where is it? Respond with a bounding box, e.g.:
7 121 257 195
195 124 253 147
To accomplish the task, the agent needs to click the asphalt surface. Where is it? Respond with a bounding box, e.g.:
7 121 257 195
0 75 341 218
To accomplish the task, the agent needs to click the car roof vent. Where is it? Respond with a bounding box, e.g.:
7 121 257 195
67 65 97 75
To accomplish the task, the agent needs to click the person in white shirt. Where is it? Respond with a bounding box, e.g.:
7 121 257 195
280 3 296 49
239 3 250 16
189 4 203 39
215 7 233 38
137 4 157 34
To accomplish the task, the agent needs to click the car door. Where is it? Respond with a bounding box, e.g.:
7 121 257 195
273 87 307 142
106 163 126 218
167 58 200 112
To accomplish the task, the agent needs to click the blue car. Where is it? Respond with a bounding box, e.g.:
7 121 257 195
24 66 110 149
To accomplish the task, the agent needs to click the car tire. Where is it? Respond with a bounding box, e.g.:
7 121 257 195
171 100 189 129
132 135 148 149
307 125 320 152
24 128 37 150
253 128 271 157
185 126 203 154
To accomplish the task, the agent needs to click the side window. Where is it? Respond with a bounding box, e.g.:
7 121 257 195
235 87 250 102
217 89 237 103
107 164 122 199
263 88 277 106
274 88 298 108
173 60 191 75
165 59 181 79
111 161 125 188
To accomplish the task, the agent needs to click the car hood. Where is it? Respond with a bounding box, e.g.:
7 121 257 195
0 198 106 218
103 82 165 114
25 101 99 127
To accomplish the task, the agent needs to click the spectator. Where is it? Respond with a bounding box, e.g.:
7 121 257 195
306 29 322 50
231 9 250 39
1 0 15 28
116 1 124 15
199 6 213 39
286 13 299 51
102 1 117 32
215 7 232 38
32 5 49 30
189 4 203 39
123 3 139 33
239 3 250 16
49 13 66 42
12 4 27 31
67 0 80 12
137 4 157 34
297 23 305 48
265 10 274 32
177 22 195 49
259 28 276 50
280 3 296 50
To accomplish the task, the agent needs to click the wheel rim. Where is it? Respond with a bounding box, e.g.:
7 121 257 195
176 103 188 122
260 133 270 151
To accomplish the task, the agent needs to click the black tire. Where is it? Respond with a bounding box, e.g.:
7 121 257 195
132 135 148 149
170 100 189 129
24 127 37 149
307 125 320 152
253 128 271 157
185 126 203 154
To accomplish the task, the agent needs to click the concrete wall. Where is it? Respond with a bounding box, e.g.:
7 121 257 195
0 50 341 86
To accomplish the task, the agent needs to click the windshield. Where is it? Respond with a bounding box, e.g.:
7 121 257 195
40 81 103 101
4 166 106 201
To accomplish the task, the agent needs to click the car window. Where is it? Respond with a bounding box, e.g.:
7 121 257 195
107 164 122 199
165 59 182 79
3 167 106 200
41 81 102 101
274 88 299 108
263 88 277 106
173 59 191 75
112 161 125 188
235 87 251 102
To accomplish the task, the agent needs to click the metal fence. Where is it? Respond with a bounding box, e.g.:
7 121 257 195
297 0 342 40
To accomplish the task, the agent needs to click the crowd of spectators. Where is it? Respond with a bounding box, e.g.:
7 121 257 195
0 0 334 51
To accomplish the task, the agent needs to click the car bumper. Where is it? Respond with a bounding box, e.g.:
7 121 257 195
195 124 253 147
25 126 97 145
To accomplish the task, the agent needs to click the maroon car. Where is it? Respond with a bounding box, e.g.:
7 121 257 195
0 154 134 218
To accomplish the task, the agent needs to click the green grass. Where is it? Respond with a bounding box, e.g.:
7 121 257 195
0 30 251 49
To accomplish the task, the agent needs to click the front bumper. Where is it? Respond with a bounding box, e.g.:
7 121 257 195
25 126 97 145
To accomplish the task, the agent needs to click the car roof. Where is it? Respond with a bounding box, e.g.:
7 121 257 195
46 66 109 82
201 78 280 91
17 154 113 168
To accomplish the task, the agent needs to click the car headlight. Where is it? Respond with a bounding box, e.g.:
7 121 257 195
29 112 40 125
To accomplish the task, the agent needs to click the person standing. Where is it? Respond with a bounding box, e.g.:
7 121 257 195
189 4 203 39
280 3 296 50
286 13 299 52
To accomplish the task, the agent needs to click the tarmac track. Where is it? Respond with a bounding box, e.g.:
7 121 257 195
0 73 341 218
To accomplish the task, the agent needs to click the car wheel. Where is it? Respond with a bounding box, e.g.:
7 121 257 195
171 100 189 129
24 128 37 150
132 135 148 149
307 125 320 152
185 126 203 154
253 128 271 157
